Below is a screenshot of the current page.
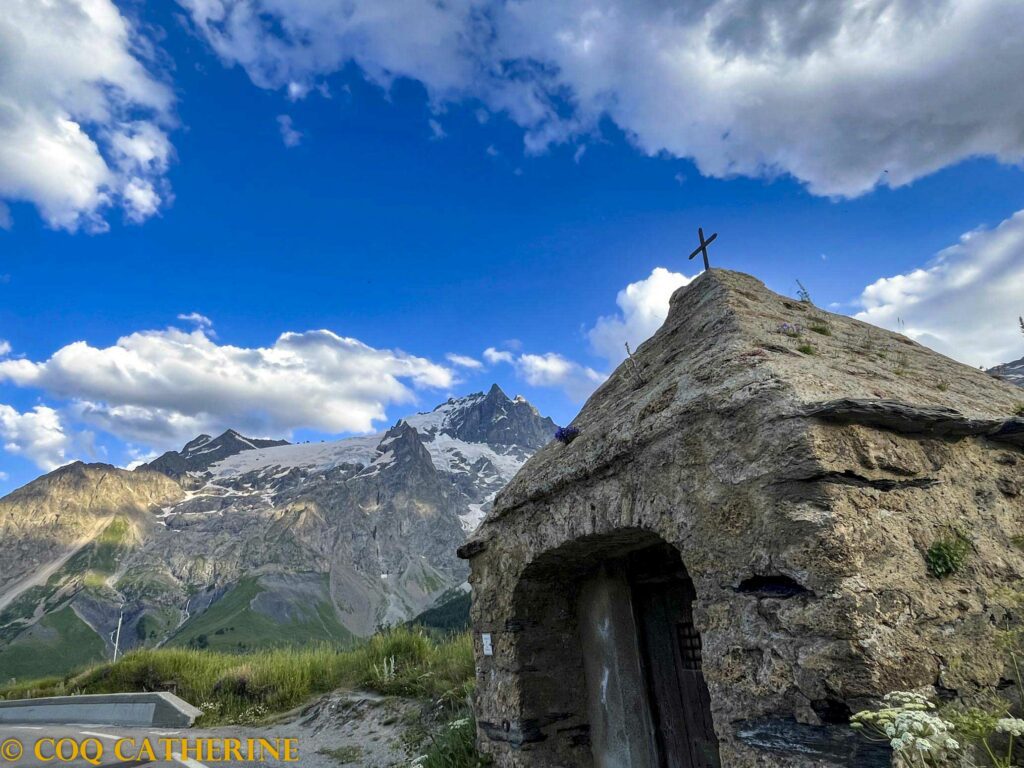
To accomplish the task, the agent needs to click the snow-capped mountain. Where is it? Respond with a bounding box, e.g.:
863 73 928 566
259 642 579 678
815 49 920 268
144 429 289 482
0 386 556 678
141 383 552 532
989 356 1024 388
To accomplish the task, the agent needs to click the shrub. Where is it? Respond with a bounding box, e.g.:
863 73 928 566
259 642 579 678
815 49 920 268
1015 403 1024 417
796 342 816 355
926 534 971 578
809 321 832 336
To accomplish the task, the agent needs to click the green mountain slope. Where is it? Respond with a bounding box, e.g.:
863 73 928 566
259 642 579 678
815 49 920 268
168 574 353 652
0 607 106 680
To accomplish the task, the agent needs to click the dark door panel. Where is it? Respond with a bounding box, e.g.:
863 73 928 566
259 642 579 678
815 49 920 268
632 571 721 768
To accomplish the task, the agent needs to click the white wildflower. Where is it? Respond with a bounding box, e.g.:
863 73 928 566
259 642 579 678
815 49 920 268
996 717 1024 737
852 692 958 762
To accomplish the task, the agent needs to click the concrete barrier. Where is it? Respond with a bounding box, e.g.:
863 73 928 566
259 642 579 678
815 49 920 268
0 692 202 727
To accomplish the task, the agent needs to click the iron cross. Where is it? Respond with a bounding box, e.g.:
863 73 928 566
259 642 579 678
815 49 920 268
688 227 718 271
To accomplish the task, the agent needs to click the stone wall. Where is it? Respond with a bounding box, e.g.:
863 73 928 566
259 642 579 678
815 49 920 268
461 271 1024 767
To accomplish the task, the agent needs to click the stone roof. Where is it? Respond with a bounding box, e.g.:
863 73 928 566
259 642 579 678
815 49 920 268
470 269 1023 541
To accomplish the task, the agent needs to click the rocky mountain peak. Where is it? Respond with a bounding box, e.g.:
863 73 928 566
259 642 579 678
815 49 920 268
181 434 213 455
374 421 435 474
141 429 290 479
989 355 1024 388
405 384 557 450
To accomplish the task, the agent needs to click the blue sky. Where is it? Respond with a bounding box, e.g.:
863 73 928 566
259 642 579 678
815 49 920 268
1 0 1023 491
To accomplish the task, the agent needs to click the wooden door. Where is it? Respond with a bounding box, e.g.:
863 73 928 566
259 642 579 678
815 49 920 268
631 572 721 768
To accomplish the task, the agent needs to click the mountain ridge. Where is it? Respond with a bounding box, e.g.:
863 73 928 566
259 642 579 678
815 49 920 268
142 429 290 482
989 355 1024 388
0 386 557 678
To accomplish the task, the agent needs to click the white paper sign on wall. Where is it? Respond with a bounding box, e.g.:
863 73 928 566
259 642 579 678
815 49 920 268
482 633 493 656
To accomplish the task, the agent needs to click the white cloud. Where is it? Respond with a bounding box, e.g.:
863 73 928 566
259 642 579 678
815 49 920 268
0 340 10 358
0 471 8 482
855 209 1024 368
0 327 454 449
179 0 1024 197
446 353 482 369
483 347 514 365
482 265 699 401
276 114 303 147
0 404 71 471
428 118 446 140
0 0 174 230
177 312 213 329
515 352 605 401
484 347 604 401
588 267 696 365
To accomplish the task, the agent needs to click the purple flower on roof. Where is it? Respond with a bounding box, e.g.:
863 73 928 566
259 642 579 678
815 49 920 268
555 426 580 445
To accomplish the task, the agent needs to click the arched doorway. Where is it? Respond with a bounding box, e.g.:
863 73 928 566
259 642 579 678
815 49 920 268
511 530 721 768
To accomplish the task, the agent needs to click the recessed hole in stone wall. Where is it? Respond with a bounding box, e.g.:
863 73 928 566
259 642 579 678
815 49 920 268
736 574 811 598
811 697 852 725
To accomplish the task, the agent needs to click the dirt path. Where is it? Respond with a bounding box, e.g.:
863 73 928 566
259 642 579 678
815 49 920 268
246 690 427 767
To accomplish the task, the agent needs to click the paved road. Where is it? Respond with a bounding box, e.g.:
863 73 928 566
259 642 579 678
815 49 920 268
0 724 298 768
0 691 419 768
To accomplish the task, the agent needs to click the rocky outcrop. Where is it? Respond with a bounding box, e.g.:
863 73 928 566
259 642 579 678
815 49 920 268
462 270 1024 768
799 398 1024 446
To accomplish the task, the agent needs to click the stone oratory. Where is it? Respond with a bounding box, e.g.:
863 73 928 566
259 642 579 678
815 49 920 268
458 270 1024 767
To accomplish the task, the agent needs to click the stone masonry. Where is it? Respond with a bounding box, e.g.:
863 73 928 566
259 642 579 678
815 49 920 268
459 270 1024 767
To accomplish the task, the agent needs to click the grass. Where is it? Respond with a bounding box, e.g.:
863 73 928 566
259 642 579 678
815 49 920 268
415 717 490 767
0 607 106 680
135 608 178 646
796 342 817 355
0 586 52 642
318 746 364 764
809 321 832 336
168 575 353 652
892 350 911 377
1015 403 1024 417
0 627 474 726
